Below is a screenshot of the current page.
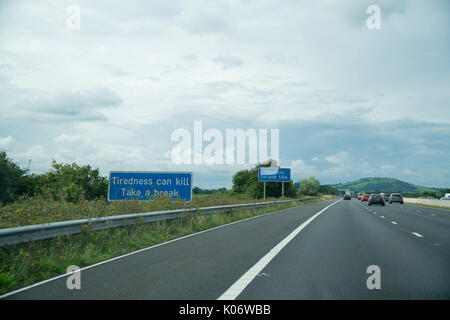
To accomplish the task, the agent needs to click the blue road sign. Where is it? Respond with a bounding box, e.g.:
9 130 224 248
258 168 291 182
108 171 192 201
295 183 301 189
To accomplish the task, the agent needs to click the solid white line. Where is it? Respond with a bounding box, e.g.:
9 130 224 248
391 221 398 225
412 232 424 238
0 200 315 299
217 199 342 300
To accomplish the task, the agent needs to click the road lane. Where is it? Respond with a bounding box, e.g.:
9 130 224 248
237 199 450 299
359 201 450 252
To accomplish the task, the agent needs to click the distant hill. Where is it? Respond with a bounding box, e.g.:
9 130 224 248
330 177 439 194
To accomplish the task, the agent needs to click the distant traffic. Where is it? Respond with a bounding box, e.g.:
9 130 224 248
344 191 405 205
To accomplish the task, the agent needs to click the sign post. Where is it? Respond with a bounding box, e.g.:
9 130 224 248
258 167 291 199
263 182 266 200
108 171 193 201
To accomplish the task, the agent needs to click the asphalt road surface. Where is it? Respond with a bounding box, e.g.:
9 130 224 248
2 198 450 300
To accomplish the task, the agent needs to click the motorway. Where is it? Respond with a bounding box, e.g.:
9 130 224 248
2 198 450 299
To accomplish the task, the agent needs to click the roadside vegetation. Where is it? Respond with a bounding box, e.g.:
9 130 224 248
0 193 293 229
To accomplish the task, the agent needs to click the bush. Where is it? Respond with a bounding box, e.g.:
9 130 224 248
39 161 108 202
297 177 321 196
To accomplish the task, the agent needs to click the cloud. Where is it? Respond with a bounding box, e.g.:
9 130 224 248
291 159 317 176
20 88 122 117
0 0 448 189
212 55 243 69
0 136 15 151
325 151 351 167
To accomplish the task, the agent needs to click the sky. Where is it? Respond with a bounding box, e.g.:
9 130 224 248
0 0 449 189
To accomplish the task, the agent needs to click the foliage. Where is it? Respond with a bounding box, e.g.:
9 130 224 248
193 187 228 195
318 185 339 195
0 152 109 204
40 161 108 202
0 152 29 203
297 176 321 196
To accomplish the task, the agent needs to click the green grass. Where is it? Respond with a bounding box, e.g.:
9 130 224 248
0 197 326 295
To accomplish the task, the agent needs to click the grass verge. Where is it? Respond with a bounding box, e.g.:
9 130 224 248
0 197 326 295
1 194 301 229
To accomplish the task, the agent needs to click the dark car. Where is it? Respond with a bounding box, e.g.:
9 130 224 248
361 194 369 201
344 194 351 200
389 193 404 204
368 194 385 206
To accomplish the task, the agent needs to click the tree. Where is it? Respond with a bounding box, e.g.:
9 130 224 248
232 169 252 194
0 151 28 203
318 185 339 195
297 176 321 196
438 188 450 198
421 190 436 197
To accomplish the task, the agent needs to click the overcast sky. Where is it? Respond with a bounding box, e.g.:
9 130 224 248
0 0 449 189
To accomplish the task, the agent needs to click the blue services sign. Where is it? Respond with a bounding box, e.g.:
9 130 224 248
258 168 291 182
108 171 192 201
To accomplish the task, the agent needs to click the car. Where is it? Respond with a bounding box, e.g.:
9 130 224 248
368 194 385 206
440 197 450 200
357 193 363 200
361 194 369 201
344 194 351 200
389 193 404 204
